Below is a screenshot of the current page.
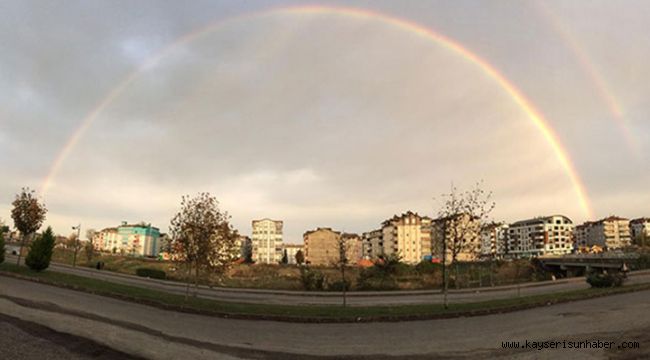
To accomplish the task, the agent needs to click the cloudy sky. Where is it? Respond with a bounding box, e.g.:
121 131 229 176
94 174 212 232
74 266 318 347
1 0 648 242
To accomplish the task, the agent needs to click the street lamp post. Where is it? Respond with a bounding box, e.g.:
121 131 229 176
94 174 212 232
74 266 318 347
72 224 81 267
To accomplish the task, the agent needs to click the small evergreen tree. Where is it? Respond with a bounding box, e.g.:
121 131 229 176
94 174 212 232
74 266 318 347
295 250 305 265
281 249 288 264
0 231 5 264
25 226 55 271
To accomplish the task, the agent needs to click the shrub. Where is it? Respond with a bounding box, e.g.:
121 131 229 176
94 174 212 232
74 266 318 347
25 227 55 272
299 267 325 291
356 267 399 291
328 279 351 291
135 267 167 280
0 231 5 264
586 272 625 288
415 260 439 275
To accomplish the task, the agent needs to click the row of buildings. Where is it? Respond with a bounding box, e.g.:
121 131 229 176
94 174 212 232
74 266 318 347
88 214 650 265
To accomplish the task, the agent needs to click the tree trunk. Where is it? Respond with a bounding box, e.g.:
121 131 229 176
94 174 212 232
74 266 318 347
185 262 192 301
194 263 199 297
442 239 448 309
16 233 27 266
341 265 347 307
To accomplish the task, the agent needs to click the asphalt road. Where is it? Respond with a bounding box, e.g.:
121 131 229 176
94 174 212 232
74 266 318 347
6 254 650 306
0 312 141 360
1 276 649 359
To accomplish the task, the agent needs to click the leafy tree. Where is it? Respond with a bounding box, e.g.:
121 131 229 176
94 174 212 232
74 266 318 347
170 192 238 298
295 249 305 265
25 226 55 271
0 231 5 264
11 187 47 266
434 181 495 308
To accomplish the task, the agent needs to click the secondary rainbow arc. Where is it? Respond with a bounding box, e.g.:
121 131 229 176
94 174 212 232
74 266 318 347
40 4 594 219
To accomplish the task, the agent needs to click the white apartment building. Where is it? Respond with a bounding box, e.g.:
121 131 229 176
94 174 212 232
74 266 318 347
575 216 631 250
507 215 574 257
251 218 283 264
480 223 509 259
381 211 432 264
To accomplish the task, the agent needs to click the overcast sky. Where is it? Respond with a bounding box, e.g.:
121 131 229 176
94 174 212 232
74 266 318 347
1 0 648 242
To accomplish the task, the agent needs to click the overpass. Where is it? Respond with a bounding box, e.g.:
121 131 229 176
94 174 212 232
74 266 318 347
539 254 638 276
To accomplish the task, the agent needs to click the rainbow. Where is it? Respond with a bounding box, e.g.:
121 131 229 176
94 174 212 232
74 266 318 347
40 4 594 219
535 2 639 153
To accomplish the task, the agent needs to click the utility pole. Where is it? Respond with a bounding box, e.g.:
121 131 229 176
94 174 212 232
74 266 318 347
72 224 81 267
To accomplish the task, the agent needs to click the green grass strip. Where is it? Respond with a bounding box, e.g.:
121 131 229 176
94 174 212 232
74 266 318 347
1 262 648 323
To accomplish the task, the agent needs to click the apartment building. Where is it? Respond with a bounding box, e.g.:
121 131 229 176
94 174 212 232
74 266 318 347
630 218 650 245
95 222 161 257
507 215 574 257
575 216 631 250
381 211 432 264
480 223 509 259
251 219 283 264
431 213 481 262
342 233 363 263
282 243 303 264
303 228 340 265
362 229 383 260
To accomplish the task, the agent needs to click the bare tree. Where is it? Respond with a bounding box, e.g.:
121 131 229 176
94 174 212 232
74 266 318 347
434 182 495 308
11 188 47 266
169 193 238 299
86 229 97 261
333 235 352 307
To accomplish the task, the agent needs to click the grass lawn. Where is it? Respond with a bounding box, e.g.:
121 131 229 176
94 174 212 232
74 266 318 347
1 262 649 322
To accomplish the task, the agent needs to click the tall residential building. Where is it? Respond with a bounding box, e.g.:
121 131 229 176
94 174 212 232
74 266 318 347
480 223 509 259
575 216 631 250
282 244 304 265
630 218 650 245
96 222 161 257
362 229 383 260
252 219 283 264
431 213 481 262
507 215 574 257
381 211 432 264
303 227 340 266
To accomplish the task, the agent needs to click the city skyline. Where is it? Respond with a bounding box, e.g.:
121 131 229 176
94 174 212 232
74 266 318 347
1 1 649 242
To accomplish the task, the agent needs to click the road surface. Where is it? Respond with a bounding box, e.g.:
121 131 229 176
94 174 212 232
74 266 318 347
0 276 649 359
6 254 650 306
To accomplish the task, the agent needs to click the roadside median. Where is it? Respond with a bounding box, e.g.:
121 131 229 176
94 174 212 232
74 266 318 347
2 262 649 323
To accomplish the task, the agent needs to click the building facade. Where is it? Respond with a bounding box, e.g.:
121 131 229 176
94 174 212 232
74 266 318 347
480 223 509 259
251 219 283 264
431 213 481 262
507 215 574 257
342 233 363 263
630 218 650 245
381 211 432 264
96 222 161 257
362 229 383 260
575 216 631 250
282 244 304 265
303 227 341 266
